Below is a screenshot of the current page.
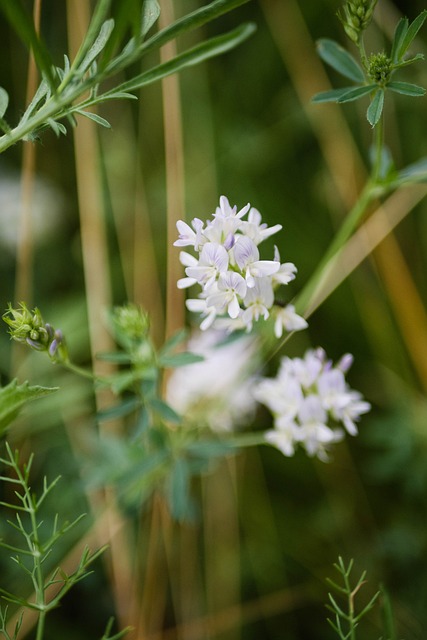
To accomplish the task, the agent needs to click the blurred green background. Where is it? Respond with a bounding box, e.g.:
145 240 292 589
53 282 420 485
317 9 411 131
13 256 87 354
1 0 427 638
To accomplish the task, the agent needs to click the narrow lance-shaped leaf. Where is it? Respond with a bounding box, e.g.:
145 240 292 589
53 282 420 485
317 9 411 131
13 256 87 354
397 10 427 61
316 38 365 82
159 329 188 355
0 88 8 118
0 0 57 90
367 88 384 127
77 19 115 75
140 0 253 57
75 109 111 128
167 458 194 522
68 0 113 74
337 84 376 103
158 352 204 368
105 22 256 95
388 81 426 96
141 0 161 37
312 87 357 103
149 397 181 424
391 17 408 63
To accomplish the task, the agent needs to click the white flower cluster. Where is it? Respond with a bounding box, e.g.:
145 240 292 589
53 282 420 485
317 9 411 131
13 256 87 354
174 196 307 335
166 330 258 432
254 348 371 461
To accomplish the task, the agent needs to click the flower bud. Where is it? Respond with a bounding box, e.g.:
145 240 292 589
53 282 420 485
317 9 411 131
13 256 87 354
337 0 378 43
3 302 68 363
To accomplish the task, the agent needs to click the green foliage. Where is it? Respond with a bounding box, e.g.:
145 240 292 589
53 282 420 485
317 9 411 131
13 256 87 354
0 443 124 640
313 6 427 127
0 380 58 435
326 557 380 639
0 0 255 152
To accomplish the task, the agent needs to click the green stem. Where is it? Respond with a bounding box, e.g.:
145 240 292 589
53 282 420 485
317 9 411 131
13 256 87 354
371 110 384 184
358 34 368 70
62 359 103 383
35 610 46 640
294 107 386 318
294 181 374 316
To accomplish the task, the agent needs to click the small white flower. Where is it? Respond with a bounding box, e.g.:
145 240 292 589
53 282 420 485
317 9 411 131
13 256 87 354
254 373 303 418
274 304 308 338
240 207 282 245
174 218 205 249
214 195 250 221
272 247 298 286
265 421 298 457
242 279 275 330
234 236 280 288
177 251 198 289
185 242 229 288
206 271 247 319
186 298 217 330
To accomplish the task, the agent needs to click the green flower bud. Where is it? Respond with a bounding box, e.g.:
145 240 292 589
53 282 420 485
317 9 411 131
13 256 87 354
3 302 68 363
338 0 378 43
368 52 392 84
112 303 150 341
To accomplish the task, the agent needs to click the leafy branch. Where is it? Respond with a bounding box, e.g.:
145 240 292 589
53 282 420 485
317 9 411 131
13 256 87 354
0 0 255 152
0 443 124 640
326 557 380 640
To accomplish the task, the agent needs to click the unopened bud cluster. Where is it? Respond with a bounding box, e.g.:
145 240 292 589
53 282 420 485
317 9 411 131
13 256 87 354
368 52 392 85
112 303 150 341
337 0 378 43
3 302 68 363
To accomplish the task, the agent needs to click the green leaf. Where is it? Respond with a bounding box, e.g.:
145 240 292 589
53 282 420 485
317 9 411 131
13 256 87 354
159 329 188 355
92 91 138 104
105 22 256 95
397 10 427 61
141 0 161 37
395 157 427 185
47 119 67 137
337 84 375 103
312 87 356 103
367 89 384 127
69 0 113 73
391 17 408 63
166 457 196 521
316 38 365 82
75 109 111 128
149 398 181 424
158 352 204 368
388 81 426 96
186 440 234 458
0 0 57 90
140 0 252 57
77 19 115 74
0 88 8 118
20 79 50 125
97 397 140 422
0 379 58 435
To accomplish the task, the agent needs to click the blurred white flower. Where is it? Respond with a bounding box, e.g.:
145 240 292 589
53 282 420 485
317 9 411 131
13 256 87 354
174 196 306 337
166 329 259 432
255 348 371 461
0 169 64 254
273 304 308 338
